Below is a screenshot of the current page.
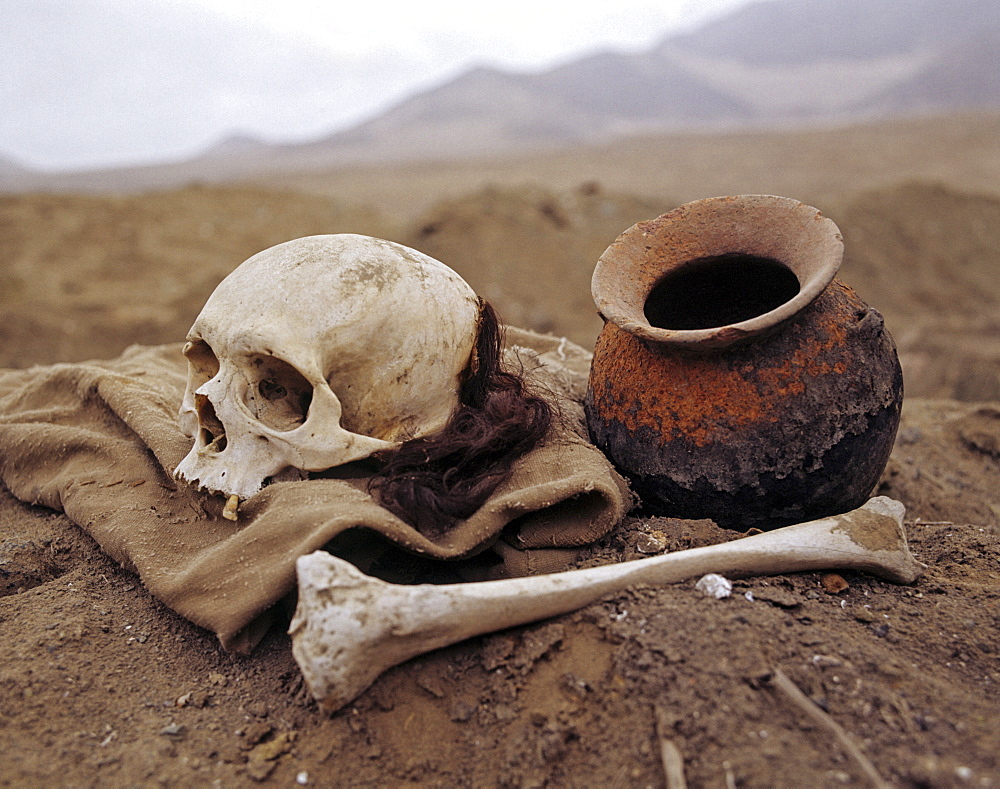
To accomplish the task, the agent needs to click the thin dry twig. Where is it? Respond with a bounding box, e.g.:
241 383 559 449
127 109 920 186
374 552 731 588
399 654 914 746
769 667 890 789
653 706 688 789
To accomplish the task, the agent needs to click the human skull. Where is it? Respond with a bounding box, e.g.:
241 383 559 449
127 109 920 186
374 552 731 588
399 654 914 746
174 234 481 503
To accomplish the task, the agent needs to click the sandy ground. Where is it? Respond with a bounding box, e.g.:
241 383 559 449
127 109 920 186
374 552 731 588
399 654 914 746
1 115 999 786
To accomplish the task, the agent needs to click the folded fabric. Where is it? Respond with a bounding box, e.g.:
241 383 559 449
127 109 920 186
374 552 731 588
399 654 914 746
0 327 631 652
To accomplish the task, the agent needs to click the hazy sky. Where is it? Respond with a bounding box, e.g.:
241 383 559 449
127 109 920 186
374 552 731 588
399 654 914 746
1 0 757 172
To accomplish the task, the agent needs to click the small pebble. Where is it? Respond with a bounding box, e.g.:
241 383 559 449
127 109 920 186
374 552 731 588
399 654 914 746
635 532 667 554
695 573 732 599
821 573 850 594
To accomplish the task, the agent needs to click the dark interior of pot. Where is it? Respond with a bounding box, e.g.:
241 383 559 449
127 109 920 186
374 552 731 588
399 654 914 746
643 253 801 331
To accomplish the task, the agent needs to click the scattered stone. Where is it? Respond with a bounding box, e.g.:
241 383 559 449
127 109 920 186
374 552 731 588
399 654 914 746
560 673 591 699
247 730 295 763
173 690 210 708
635 532 667 554
347 711 365 734
695 573 732 599
245 729 297 780
158 722 184 737
241 722 274 748
480 633 517 671
821 573 850 594
245 759 276 783
244 701 268 718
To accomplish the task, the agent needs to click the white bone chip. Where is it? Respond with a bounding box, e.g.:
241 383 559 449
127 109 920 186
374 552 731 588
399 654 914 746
695 573 733 599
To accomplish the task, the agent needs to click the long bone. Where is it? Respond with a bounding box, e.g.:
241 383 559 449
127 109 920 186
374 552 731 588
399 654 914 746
290 497 922 712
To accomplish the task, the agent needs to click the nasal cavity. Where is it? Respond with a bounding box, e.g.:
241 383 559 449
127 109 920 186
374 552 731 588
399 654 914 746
194 393 227 451
644 253 800 331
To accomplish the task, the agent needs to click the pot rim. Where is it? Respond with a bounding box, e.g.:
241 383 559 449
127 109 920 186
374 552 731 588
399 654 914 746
592 194 844 350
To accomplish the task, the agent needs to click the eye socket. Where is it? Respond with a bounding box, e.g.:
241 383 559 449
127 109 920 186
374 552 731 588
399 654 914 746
258 379 287 401
244 355 314 432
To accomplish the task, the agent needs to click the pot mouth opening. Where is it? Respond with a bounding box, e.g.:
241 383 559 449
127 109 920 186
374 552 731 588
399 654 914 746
643 253 800 331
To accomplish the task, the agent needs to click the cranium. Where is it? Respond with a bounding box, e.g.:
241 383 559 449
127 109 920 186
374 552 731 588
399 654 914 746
174 234 481 508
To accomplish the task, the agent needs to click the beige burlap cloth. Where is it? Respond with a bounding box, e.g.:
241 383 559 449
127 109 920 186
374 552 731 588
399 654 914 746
0 327 631 652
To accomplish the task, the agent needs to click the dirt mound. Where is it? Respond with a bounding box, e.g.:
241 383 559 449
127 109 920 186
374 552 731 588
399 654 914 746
3 180 997 402
0 185 390 368
403 182 667 347
834 182 1000 400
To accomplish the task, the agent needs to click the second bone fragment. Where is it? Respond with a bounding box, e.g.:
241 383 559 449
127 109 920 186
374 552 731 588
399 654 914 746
290 497 923 712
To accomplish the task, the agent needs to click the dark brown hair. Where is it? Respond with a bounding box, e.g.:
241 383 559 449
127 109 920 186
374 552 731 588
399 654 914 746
369 300 553 537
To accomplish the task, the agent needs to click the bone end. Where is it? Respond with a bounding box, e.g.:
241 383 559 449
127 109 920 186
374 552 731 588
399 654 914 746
290 552 404 713
860 495 905 523
851 496 924 584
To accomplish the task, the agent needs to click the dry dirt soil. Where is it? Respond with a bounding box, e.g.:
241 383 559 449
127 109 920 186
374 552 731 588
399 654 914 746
1 115 999 787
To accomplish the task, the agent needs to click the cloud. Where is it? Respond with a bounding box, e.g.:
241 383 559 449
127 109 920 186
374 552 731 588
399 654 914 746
0 0 427 169
0 0 756 170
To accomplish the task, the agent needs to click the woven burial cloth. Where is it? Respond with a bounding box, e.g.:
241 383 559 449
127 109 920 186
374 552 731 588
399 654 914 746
0 327 631 652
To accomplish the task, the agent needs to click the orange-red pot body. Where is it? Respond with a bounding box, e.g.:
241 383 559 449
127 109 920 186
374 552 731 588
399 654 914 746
585 279 903 530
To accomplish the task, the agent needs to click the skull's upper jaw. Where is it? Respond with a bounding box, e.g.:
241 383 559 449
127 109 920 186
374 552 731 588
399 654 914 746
173 414 398 501
174 361 401 500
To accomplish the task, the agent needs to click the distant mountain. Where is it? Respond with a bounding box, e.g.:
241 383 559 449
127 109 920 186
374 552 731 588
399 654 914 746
204 134 271 157
318 54 752 160
656 0 1000 118
662 0 1000 64
286 0 1000 161
862 31 1000 113
5 0 999 191
0 155 28 179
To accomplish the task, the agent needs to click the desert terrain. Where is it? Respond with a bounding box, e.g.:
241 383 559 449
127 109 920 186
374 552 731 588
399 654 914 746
1 113 999 787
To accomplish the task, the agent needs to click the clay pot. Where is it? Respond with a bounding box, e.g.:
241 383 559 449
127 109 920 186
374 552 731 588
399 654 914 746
585 195 903 530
